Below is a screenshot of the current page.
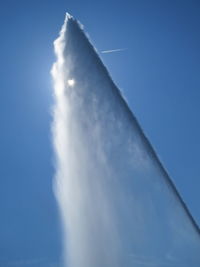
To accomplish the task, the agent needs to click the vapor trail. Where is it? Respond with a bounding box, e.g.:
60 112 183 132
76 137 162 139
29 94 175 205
51 13 200 267
101 48 126 53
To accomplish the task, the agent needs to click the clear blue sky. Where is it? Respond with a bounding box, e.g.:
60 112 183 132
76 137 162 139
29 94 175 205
0 0 200 265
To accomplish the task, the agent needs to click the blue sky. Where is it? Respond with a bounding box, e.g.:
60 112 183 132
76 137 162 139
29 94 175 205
0 0 200 265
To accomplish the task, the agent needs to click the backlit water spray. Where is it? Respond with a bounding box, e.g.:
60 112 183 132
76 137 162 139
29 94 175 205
51 14 200 267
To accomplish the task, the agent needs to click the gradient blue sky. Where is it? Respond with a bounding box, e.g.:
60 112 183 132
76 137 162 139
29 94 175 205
0 0 200 265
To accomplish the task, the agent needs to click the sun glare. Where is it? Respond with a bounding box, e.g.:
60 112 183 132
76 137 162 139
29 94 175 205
67 79 75 87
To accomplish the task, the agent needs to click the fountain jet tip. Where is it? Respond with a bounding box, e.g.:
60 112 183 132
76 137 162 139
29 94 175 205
66 12 73 20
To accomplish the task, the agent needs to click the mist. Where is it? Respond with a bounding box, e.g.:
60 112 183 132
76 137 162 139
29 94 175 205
51 14 200 267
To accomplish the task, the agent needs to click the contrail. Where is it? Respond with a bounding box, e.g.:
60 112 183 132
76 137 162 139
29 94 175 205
51 13 200 267
101 48 126 53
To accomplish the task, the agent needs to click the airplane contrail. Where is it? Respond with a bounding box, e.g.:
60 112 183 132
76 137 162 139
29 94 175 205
101 48 126 54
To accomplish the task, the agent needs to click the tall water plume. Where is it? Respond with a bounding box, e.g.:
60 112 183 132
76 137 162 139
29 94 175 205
51 14 200 267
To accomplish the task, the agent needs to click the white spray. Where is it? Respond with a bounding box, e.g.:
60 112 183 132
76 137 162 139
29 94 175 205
51 14 200 267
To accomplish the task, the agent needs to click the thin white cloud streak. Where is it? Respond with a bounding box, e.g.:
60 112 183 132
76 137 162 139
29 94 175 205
101 48 126 53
